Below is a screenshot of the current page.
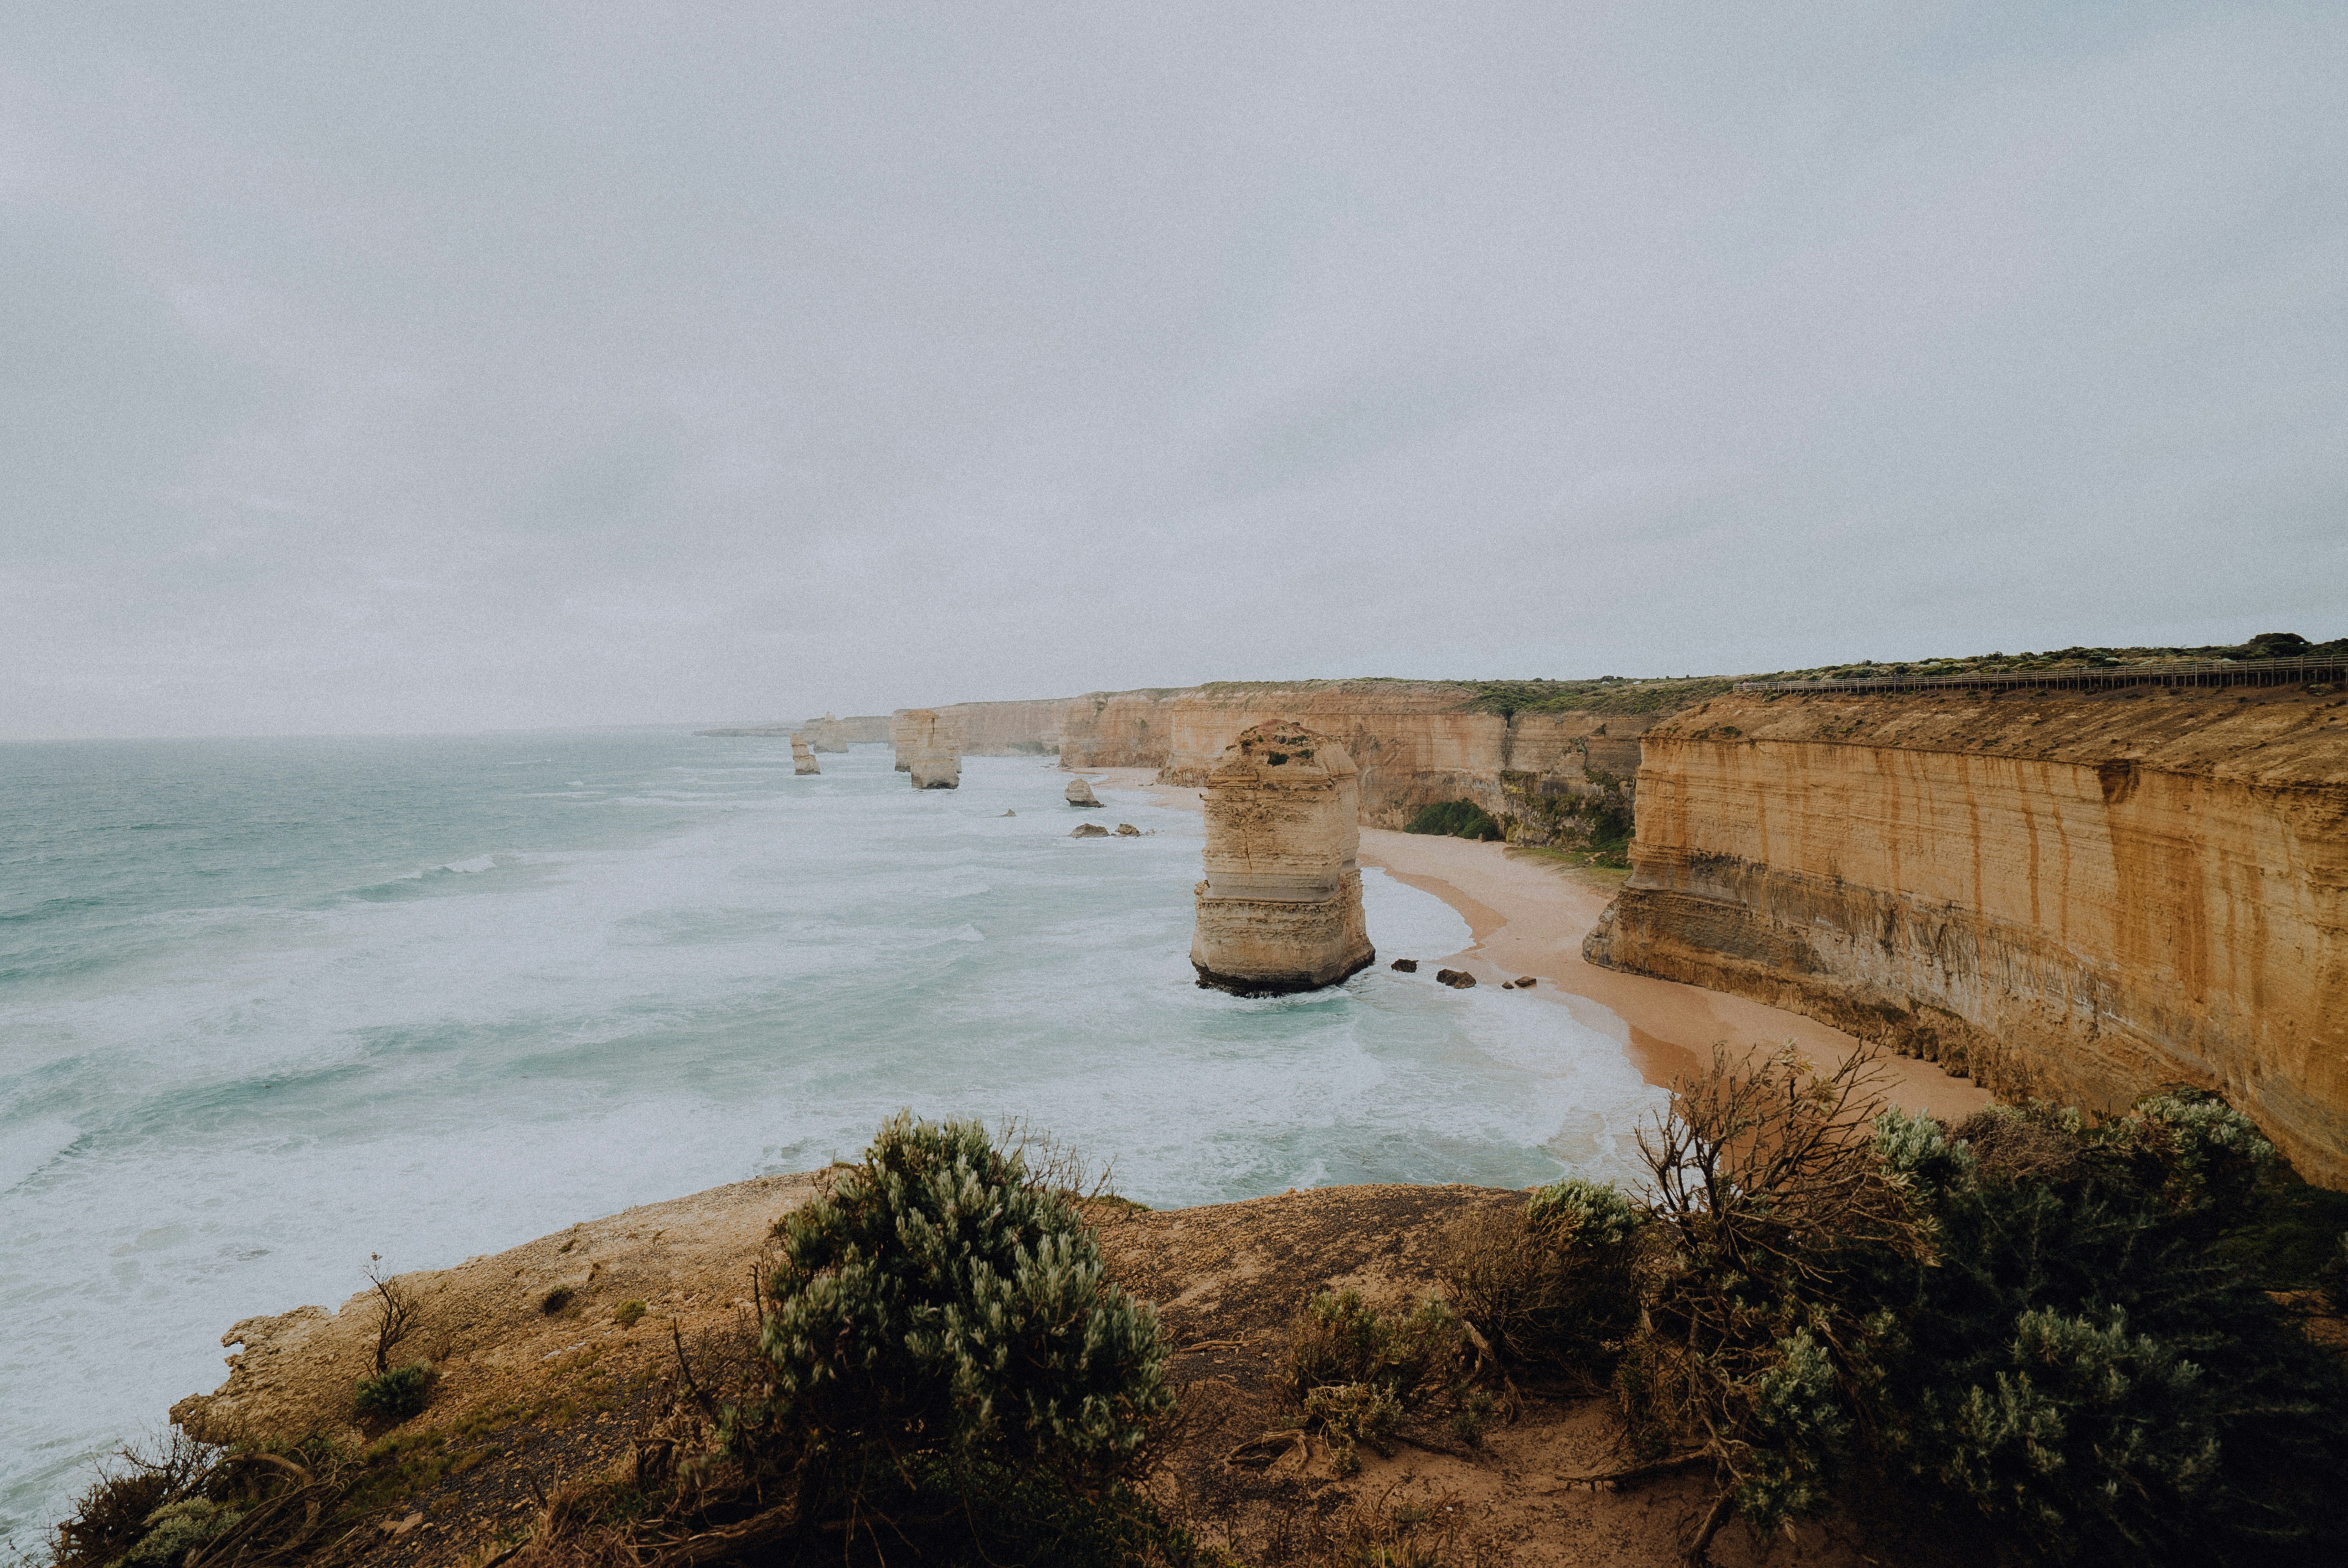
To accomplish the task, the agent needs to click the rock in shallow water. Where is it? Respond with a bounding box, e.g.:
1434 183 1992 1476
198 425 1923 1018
1065 776 1102 807
1070 823 1110 838
1389 958 1418 972
1435 968 1476 989
1190 721 1376 997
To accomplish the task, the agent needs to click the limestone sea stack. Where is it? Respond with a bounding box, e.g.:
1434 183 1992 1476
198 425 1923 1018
899 709 963 790
802 713 848 752
1190 721 1374 996
790 734 820 775
1066 776 1102 807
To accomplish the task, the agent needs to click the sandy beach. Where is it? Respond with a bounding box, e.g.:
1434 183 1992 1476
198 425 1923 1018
1106 770 1992 1122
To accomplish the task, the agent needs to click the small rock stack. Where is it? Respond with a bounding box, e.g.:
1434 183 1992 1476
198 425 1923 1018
790 734 821 775
1065 776 1103 807
1190 721 1374 996
896 709 963 790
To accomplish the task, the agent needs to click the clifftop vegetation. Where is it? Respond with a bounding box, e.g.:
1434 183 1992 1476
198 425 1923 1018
58 1076 2348 1568
1193 632 2347 721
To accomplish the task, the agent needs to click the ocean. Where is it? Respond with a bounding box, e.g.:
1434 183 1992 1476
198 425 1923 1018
0 733 1665 1547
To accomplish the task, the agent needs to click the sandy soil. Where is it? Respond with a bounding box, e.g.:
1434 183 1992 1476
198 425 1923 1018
1110 773 1991 1122
172 1176 1859 1568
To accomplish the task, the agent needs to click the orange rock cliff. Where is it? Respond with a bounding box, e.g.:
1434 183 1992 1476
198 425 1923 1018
1583 684 2348 1185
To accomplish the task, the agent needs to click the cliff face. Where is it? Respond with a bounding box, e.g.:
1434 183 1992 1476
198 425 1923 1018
875 682 1672 844
801 714 889 750
1057 688 1190 770
1157 683 1659 833
1584 687 2348 1184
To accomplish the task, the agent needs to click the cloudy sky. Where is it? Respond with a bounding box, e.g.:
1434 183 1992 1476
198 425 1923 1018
3 3 2342 736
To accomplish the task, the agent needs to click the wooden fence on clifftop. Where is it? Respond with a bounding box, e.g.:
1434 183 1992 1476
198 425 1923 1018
1734 656 2348 698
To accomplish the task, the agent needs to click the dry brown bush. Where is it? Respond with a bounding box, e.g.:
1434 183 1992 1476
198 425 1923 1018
1621 1044 1929 1561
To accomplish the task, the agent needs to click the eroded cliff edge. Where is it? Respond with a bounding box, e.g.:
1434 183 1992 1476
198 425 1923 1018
1583 685 2348 1184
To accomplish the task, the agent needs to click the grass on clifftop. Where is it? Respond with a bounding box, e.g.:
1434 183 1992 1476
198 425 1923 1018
1209 631 2348 721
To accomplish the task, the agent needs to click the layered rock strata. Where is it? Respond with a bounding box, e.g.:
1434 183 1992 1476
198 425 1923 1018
896 709 963 790
1191 722 1374 995
790 734 820 775
1584 687 2348 1185
1154 683 1659 834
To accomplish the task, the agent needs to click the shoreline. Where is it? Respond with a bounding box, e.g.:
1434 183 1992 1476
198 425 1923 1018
1108 769 1992 1123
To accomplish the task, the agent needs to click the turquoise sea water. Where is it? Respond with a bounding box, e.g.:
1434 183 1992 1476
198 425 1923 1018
0 733 1664 1546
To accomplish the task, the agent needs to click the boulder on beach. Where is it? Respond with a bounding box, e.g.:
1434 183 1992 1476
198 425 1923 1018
1435 968 1476 989
1070 823 1110 838
1389 958 1418 973
1515 976 1536 988
1065 776 1103 807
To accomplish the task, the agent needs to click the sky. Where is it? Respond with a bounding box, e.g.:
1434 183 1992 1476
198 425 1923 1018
2 3 2344 737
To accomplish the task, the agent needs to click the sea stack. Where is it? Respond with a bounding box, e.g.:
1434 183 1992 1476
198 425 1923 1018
900 709 962 790
791 734 821 775
1065 776 1102 807
803 713 848 753
1190 721 1374 995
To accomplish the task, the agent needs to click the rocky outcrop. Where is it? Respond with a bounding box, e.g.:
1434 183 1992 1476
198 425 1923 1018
799 713 888 751
1584 686 2348 1185
1154 683 1662 836
1058 688 1190 771
1191 723 1375 996
790 734 820 775
895 709 963 790
1066 776 1101 807
1071 822 1109 839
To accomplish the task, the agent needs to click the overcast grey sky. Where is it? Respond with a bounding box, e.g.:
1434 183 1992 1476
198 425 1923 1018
3 3 2343 737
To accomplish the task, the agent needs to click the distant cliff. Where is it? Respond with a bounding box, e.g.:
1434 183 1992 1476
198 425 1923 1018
897 679 1705 850
1583 684 2348 1185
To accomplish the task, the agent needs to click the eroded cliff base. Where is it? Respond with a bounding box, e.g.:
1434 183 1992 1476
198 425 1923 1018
1585 682 2348 1184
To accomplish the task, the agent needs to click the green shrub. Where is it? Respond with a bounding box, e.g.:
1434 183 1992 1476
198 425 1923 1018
352 1361 436 1422
1404 800 1502 841
53 1438 219 1568
121 1499 240 1567
750 1112 1173 1543
1284 1289 1460 1404
613 1298 646 1329
1302 1381 1404 1464
1620 1053 2348 1566
539 1284 575 1315
1446 1180 1644 1372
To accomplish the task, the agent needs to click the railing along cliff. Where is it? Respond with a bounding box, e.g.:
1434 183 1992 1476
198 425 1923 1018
1734 656 2348 697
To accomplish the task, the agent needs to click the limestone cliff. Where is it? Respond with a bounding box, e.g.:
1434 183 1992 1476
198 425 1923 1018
864 682 1675 842
1191 723 1374 994
800 713 888 751
1583 685 2348 1185
1157 682 1660 834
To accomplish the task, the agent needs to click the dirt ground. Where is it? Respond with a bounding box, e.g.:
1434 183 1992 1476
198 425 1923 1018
167 1174 1865 1567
